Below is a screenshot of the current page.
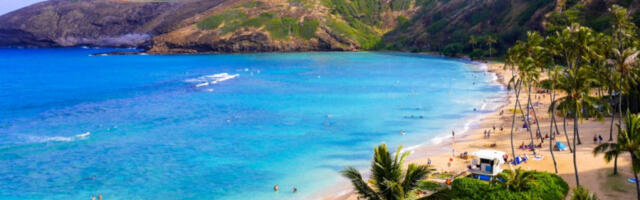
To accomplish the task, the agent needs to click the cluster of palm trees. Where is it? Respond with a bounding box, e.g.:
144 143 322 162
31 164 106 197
341 5 639 200
505 4 640 199
469 35 498 58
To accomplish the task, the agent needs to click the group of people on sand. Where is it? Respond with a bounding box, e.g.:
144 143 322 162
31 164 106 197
273 184 297 193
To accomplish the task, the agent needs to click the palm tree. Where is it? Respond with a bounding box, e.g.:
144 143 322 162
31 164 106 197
494 168 537 192
469 35 478 50
598 112 640 199
507 33 544 156
593 134 622 176
485 35 497 57
523 32 546 143
342 144 433 200
545 65 562 174
550 23 600 146
609 48 639 123
570 186 599 200
555 66 602 186
506 42 528 159
609 5 639 126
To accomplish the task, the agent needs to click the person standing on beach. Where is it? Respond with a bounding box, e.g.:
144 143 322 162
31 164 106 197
598 135 603 144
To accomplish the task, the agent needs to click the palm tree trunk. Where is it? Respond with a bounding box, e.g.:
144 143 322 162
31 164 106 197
518 93 536 156
528 84 543 143
553 113 568 152
573 105 580 186
509 81 522 159
549 90 558 174
563 114 573 153
631 154 640 200
609 89 616 141
619 91 623 128
614 154 619 175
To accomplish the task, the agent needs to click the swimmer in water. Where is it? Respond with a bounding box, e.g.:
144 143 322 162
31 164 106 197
293 187 297 193
274 184 279 191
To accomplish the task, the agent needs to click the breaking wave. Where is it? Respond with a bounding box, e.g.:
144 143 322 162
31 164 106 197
27 132 91 143
185 73 239 88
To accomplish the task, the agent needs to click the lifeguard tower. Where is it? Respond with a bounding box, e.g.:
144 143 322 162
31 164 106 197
468 150 506 180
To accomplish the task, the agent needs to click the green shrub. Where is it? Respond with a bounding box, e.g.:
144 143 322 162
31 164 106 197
417 180 443 192
426 170 569 200
242 1 265 8
441 43 463 57
469 49 486 59
197 10 247 31
396 16 409 27
391 0 412 11
570 186 599 200
197 14 225 30
298 18 319 39
242 12 276 28
266 17 299 40
427 19 448 33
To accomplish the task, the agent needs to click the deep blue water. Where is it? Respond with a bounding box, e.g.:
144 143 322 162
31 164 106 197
0 49 503 199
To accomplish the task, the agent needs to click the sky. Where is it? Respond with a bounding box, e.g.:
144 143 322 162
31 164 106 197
0 0 45 15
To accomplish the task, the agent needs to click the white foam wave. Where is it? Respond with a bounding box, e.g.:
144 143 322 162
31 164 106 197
27 131 91 143
186 73 239 88
76 131 91 138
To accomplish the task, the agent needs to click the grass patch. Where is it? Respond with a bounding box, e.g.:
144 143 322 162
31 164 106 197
326 18 380 49
197 10 247 31
242 12 276 28
391 0 412 11
298 18 319 39
266 17 299 40
197 15 225 30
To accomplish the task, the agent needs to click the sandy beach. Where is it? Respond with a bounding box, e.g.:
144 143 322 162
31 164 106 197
330 61 636 200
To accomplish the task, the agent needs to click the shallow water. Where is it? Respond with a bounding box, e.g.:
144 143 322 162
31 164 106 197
0 49 504 200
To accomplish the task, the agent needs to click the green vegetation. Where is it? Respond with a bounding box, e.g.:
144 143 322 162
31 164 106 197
298 18 319 39
391 0 412 11
326 18 380 49
197 15 225 30
242 1 265 8
197 10 247 30
265 17 298 39
341 144 434 200
570 186 599 200
503 5 640 199
242 12 276 28
440 43 463 57
426 170 569 200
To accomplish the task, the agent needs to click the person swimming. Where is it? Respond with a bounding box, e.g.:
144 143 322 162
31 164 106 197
274 184 279 192
293 187 297 193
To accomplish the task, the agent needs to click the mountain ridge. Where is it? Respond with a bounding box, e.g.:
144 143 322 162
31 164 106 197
1 0 639 55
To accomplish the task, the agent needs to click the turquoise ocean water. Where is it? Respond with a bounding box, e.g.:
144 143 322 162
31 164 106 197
0 49 504 199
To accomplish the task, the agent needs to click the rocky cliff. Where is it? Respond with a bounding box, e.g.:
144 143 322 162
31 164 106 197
0 0 230 47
